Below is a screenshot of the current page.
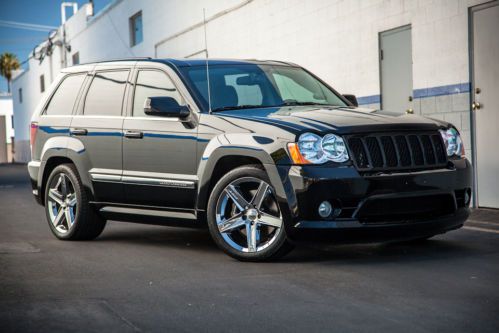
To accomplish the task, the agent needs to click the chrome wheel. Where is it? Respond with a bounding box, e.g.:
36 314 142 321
215 177 283 253
47 173 77 234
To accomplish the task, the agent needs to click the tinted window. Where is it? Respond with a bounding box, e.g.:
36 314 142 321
45 74 86 115
181 64 347 112
84 70 129 116
133 70 183 117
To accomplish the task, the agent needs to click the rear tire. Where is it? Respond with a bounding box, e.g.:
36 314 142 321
44 163 106 240
207 165 293 261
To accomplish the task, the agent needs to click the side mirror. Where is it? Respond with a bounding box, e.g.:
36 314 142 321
343 94 358 107
144 96 190 118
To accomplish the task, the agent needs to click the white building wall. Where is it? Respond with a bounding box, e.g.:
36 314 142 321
0 94 14 143
11 0 490 162
0 94 14 162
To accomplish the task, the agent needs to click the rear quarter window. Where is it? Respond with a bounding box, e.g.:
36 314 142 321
84 70 129 116
44 74 86 116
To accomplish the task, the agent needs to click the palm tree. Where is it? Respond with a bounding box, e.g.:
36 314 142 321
0 53 21 93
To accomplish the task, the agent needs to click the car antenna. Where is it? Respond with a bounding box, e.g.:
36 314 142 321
203 8 212 114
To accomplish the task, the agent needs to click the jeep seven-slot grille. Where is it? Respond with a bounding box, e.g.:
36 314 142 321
347 132 448 172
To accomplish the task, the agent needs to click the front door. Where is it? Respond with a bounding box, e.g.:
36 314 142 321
471 1 499 208
380 25 414 114
122 66 198 209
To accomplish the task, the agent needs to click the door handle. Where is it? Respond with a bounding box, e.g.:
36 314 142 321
70 128 88 136
124 130 143 139
406 108 414 114
472 101 481 111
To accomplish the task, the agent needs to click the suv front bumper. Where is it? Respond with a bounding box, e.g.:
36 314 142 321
276 158 472 243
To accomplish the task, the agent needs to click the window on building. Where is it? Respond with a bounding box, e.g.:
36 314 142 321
129 11 143 46
45 74 86 115
84 70 129 116
11 115 14 129
72 52 80 65
133 70 183 117
18 88 22 103
40 75 45 93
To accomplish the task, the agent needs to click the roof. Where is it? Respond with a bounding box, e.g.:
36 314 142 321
70 58 298 69
161 58 298 67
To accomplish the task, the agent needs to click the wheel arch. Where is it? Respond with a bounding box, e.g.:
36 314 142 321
39 136 95 205
196 147 291 213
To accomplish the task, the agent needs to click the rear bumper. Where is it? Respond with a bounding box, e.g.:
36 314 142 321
27 160 42 205
276 158 472 243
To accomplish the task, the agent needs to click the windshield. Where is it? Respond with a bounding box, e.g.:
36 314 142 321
179 64 347 112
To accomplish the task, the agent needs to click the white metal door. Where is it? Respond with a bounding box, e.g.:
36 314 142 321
380 25 413 113
472 2 499 208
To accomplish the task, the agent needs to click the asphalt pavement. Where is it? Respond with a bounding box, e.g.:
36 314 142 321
1 163 498 333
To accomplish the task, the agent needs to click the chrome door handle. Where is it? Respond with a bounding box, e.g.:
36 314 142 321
472 101 481 111
70 128 88 136
124 130 143 139
406 108 414 114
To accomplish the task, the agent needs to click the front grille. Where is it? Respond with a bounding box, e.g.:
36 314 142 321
347 132 448 172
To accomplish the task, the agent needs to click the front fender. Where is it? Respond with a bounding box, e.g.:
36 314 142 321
196 134 297 220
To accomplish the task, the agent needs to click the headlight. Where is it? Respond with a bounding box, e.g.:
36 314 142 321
439 127 464 157
287 132 349 164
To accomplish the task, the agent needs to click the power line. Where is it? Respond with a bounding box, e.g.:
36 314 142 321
0 20 57 32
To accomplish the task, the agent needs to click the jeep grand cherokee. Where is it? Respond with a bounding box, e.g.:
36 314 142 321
28 59 472 261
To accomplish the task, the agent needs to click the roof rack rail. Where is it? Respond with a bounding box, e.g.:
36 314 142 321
77 57 153 66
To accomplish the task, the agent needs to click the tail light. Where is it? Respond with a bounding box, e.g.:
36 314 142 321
30 122 38 157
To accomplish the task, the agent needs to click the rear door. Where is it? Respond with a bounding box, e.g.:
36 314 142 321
71 65 132 203
122 64 198 208
36 71 87 160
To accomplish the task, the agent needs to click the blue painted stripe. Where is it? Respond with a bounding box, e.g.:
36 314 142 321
413 83 470 98
357 82 471 105
39 126 69 134
87 131 122 137
143 133 197 140
357 95 380 105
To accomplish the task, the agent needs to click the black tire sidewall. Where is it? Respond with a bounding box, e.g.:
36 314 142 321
207 166 290 261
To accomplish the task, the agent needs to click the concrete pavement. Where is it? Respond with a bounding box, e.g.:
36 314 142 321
1 163 498 332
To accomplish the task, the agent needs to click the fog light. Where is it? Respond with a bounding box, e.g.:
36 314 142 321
318 201 333 218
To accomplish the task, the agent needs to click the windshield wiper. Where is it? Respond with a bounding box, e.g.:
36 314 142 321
279 101 331 107
211 105 264 112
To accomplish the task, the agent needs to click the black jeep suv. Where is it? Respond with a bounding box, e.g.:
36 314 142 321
28 58 472 261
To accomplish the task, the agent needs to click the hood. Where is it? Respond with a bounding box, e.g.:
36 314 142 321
215 106 449 136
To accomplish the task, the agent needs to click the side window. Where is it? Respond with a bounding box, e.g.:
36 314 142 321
133 70 183 117
45 74 86 116
84 70 129 116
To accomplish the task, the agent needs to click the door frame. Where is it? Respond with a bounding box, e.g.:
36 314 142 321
468 0 499 208
378 24 412 109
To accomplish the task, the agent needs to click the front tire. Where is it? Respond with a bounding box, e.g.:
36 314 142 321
207 165 293 261
44 163 106 240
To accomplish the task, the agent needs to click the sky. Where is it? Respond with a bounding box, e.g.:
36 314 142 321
0 0 113 93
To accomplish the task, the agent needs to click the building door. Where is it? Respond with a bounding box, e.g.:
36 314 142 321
471 1 499 209
380 25 413 113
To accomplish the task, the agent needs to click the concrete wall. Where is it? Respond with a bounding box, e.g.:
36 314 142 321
11 0 490 162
